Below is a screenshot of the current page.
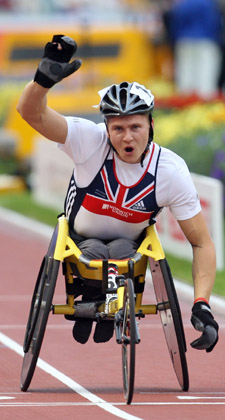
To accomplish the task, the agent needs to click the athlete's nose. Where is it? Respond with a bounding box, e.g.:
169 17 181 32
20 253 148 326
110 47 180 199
123 129 133 142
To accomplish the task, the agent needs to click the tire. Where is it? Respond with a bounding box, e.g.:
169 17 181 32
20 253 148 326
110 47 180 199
121 278 136 405
23 257 47 354
20 256 59 392
151 258 189 391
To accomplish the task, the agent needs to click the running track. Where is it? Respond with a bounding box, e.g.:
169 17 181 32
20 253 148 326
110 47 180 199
0 208 225 420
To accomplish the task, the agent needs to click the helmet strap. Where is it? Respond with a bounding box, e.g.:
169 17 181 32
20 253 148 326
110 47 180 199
140 120 154 167
105 118 118 154
107 136 118 154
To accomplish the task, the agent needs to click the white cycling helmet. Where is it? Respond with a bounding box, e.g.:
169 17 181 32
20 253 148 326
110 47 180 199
99 81 154 116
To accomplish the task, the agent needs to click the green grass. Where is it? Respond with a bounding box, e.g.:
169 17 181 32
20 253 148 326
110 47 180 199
165 253 225 298
0 190 224 297
0 190 59 227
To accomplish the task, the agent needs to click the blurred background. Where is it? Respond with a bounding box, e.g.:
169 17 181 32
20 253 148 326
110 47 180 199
0 0 225 280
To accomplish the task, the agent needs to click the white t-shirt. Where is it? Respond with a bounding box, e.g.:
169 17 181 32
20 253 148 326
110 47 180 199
58 116 201 239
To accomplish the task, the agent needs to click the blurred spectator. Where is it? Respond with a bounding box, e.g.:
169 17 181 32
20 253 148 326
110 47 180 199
164 0 222 99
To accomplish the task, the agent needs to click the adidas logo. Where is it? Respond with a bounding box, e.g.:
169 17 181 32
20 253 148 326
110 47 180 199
132 200 146 211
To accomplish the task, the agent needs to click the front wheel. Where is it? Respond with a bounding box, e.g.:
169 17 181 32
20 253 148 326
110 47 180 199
121 278 136 405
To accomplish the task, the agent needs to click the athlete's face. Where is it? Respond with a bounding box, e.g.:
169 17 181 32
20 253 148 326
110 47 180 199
107 114 151 164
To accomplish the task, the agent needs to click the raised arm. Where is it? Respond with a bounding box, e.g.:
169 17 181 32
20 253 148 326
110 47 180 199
17 34 82 144
17 81 67 143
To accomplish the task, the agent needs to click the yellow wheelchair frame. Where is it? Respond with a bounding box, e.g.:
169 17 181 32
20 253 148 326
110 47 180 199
20 213 189 404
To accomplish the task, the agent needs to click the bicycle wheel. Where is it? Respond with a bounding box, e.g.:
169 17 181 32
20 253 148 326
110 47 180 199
121 278 136 405
150 258 189 391
20 255 59 391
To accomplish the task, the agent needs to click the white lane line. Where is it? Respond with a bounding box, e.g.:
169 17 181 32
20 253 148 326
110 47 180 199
0 207 52 240
141 391 225 395
1 402 225 407
0 332 225 410
178 396 225 400
0 397 15 400
182 392 225 395
0 332 143 420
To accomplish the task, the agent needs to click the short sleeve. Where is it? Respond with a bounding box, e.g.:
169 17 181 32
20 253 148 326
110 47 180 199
156 147 201 220
57 116 109 187
58 116 107 164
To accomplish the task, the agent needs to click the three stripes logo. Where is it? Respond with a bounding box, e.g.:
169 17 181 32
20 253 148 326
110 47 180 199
131 200 146 211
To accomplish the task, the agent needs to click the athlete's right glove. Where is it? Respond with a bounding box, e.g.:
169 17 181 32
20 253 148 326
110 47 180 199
190 301 219 352
34 34 82 88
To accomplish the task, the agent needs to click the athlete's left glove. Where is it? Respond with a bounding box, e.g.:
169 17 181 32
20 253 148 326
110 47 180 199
190 301 219 352
34 34 82 88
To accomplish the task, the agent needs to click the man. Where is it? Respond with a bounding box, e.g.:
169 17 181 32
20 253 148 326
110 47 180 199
163 0 222 98
17 35 219 350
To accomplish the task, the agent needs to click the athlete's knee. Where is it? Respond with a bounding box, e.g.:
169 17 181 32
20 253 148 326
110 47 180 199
79 239 109 259
108 238 137 259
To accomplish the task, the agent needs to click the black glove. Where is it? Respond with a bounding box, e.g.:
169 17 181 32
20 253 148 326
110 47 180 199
34 34 82 88
190 301 219 352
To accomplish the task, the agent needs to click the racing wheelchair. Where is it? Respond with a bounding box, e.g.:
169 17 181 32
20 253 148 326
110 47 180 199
20 213 189 404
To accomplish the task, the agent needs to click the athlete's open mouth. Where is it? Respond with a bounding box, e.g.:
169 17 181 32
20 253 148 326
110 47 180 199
125 147 134 153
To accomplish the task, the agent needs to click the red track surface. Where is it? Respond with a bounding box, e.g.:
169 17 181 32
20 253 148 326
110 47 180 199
0 214 225 420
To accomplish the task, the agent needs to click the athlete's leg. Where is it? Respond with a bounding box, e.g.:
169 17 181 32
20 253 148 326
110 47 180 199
77 238 109 259
93 238 139 343
71 237 138 344
107 238 138 259
71 238 109 344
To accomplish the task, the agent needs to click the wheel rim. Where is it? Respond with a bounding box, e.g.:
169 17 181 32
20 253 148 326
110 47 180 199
21 258 59 391
150 258 189 392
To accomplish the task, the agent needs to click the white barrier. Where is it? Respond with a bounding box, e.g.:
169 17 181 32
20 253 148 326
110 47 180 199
157 173 224 270
32 137 73 209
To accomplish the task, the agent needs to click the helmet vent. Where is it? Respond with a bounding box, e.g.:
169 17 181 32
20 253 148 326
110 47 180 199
120 88 128 110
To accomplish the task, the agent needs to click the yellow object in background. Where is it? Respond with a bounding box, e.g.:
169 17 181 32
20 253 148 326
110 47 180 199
0 24 172 160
